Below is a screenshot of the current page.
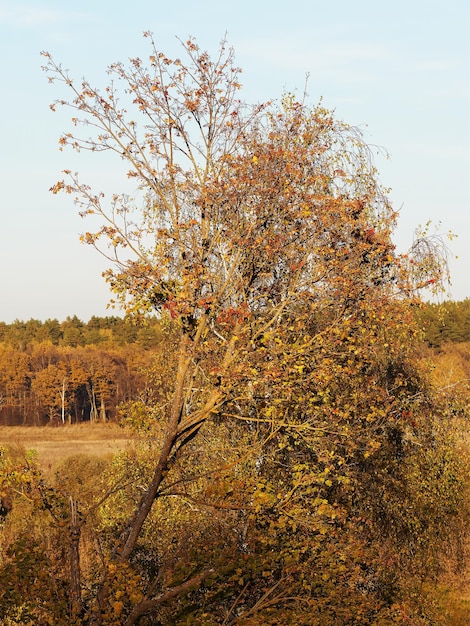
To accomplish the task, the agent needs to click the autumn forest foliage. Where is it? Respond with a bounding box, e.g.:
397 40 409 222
0 315 167 426
1 34 470 624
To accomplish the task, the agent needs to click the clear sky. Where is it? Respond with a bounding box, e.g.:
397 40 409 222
0 0 469 323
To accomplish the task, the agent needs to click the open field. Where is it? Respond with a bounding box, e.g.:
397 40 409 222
0 423 134 468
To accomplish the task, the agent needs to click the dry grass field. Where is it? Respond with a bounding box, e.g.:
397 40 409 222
0 423 133 469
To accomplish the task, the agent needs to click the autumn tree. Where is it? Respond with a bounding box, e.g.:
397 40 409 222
0 345 31 425
36 34 466 624
31 361 68 423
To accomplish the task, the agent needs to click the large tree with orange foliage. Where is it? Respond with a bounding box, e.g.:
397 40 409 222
23 34 466 624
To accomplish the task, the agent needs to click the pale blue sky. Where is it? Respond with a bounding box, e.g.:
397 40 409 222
0 0 469 322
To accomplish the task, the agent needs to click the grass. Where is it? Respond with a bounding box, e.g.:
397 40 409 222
0 423 133 469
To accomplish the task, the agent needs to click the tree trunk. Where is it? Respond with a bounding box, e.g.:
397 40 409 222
99 395 107 423
117 334 194 562
117 323 238 562
87 383 98 423
61 378 66 424
69 498 82 619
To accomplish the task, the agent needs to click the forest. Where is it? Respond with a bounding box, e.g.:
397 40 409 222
1 35 470 625
0 301 468 427
0 315 163 426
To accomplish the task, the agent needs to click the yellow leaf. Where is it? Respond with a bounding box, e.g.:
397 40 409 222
113 601 124 617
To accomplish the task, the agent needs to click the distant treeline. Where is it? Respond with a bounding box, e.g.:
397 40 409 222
0 315 163 349
1 301 468 349
418 298 470 346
